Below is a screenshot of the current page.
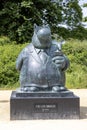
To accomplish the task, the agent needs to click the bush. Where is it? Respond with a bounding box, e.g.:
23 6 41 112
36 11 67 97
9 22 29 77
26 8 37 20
0 36 11 45
63 39 87 88
0 42 27 89
0 38 87 89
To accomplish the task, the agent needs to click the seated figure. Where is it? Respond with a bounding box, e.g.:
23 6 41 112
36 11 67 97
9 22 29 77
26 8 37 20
16 24 69 92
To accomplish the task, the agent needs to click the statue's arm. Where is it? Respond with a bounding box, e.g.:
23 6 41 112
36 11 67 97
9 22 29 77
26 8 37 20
16 51 23 71
62 55 70 71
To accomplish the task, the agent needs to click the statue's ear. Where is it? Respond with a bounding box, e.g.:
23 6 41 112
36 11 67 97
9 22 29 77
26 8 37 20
34 24 38 33
45 24 50 29
34 23 37 30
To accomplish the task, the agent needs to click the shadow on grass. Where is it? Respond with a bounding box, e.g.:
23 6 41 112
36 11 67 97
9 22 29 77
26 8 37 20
80 107 87 119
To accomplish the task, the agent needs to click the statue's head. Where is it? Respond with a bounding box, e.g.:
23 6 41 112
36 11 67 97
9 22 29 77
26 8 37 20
32 24 52 49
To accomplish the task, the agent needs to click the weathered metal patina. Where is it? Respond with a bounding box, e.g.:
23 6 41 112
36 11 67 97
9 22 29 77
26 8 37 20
16 24 69 92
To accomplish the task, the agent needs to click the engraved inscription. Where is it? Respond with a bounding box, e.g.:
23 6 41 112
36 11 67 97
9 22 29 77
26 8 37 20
34 104 57 113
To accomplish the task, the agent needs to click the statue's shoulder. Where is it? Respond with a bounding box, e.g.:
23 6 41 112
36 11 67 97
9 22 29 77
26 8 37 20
22 43 34 53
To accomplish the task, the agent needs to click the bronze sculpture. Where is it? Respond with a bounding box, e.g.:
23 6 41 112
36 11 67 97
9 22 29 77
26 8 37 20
16 24 69 92
10 24 80 120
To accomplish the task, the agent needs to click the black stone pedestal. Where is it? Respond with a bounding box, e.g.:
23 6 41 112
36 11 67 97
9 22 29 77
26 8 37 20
10 91 80 120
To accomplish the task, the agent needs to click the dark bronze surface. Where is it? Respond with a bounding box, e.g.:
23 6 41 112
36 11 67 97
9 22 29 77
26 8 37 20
10 91 80 120
16 24 69 92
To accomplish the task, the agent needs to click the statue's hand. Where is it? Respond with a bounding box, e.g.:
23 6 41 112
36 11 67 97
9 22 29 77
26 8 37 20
52 56 66 69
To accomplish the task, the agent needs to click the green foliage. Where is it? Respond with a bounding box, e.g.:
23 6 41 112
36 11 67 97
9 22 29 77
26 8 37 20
71 26 87 40
0 41 27 89
0 0 62 43
63 39 87 88
0 36 11 45
0 37 87 89
62 0 82 27
0 0 84 43
83 3 87 7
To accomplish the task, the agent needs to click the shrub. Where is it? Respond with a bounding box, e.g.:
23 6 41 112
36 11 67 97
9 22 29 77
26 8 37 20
0 38 87 89
0 36 11 45
63 39 87 88
0 42 27 89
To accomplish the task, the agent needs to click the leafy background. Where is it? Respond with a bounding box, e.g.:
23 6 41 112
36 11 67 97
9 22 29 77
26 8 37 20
0 0 87 89
0 37 87 89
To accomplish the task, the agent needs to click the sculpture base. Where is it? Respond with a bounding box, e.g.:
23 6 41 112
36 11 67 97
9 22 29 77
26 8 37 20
10 91 80 120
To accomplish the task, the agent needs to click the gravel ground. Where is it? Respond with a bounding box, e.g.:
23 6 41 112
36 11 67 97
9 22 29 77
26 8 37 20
0 89 87 130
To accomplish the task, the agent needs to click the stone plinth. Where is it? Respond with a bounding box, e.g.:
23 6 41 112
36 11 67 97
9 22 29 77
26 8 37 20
10 91 80 120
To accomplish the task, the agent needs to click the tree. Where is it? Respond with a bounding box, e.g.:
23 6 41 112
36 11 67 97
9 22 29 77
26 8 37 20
61 0 82 28
0 0 83 43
